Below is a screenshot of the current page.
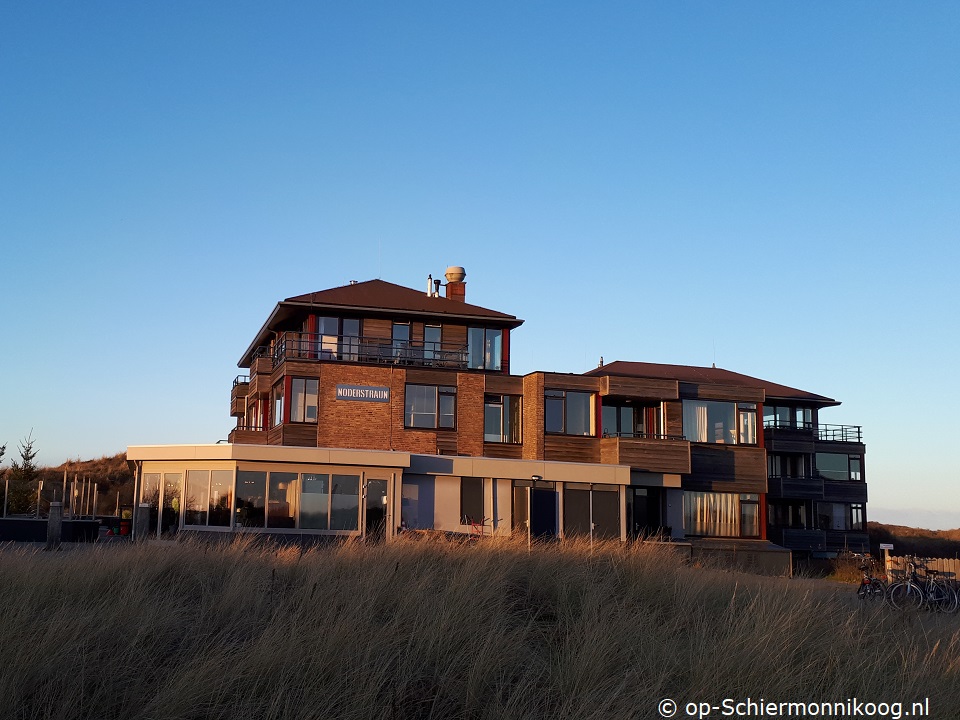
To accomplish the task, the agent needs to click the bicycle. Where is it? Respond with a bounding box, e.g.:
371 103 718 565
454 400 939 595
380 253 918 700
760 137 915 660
888 557 959 612
855 558 887 604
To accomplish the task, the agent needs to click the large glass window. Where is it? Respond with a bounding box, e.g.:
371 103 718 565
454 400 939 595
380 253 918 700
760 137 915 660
405 384 456 429
209 470 233 527
341 318 360 361
236 471 266 528
468 327 503 371
683 490 759 538
268 472 298 528
602 405 634 438
683 400 755 444
544 390 594 436
289 378 319 423
816 502 853 531
185 470 209 526
330 475 360 530
763 405 812 429
300 474 330 530
816 453 861 482
484 394 521 443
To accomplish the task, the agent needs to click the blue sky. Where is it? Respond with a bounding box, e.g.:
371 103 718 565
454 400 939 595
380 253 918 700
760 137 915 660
1 2 957 528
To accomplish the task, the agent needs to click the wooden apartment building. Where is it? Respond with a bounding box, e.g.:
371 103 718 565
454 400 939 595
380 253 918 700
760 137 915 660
128 267 867 557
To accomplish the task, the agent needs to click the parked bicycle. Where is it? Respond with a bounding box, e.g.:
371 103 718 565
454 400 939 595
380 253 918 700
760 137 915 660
887 557 959 613
855 556 887 604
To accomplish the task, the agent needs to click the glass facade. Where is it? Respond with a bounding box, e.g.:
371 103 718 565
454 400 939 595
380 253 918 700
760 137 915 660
683 491 760 538
405 385 456 429
484 394 521 443
544 390 594 436
468 327 502 370
683 400 756 444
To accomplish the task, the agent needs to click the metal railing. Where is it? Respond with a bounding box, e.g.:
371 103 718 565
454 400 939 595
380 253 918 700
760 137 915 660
763 420 862 443
816 424 863 443
601 431 687 441
272 331 471 369
233 422 265 432
233 375 250 387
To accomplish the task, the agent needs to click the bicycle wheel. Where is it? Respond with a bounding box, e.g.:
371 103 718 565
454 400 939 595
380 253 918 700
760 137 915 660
857 579 885 603
930 581 959 613
888 581 923 610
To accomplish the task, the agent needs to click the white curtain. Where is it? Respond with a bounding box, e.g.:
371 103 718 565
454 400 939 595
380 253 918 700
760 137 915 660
683 401 709 442
684 491 739 537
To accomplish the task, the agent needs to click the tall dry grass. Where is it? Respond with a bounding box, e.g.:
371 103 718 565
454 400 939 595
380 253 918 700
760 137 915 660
1 536 959 720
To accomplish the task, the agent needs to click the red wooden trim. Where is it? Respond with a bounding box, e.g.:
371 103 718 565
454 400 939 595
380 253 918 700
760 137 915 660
284 376 293 424
759 493 767 540
756 402 764 449
501 328 510 374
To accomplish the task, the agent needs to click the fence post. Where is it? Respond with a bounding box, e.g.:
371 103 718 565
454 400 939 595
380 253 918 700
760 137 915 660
46 501 63 550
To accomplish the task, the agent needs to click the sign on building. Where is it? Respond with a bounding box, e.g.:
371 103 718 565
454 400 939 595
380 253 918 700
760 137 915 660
336 384 391 403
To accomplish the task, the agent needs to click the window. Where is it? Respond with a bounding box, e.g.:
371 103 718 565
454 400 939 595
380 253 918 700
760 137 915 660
768 454 806 478
424 325 442 362
683 400 735 444
468 327 502 371
544 389 594 436
763 405 812 429
815 453 862 482
683 491 760 538
268 472 298 528
460 477 483 524
289 378 319 423
236 471 267 527
405 384 456 429
738 403 757 444
816 501 854 531
484 394 521 443
851 503 865 531
341 318 361 361
601 402 663 438
299 473 361 531
392 322 410 360
272 383 284 427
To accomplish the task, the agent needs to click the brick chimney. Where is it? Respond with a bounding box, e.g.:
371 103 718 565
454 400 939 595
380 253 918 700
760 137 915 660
444 266 466 302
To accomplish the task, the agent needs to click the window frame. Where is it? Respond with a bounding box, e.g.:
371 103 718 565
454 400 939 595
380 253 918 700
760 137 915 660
404 384 457 430
467 327 503 371
460 477 484 525
289 377 319 424
544 389 595 436
484 394 522 443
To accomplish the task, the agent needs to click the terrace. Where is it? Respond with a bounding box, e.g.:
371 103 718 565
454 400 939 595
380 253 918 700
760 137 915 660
263 331 472 370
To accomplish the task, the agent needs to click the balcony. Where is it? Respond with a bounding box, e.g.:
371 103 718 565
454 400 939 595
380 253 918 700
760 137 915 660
228 423 267 445
763 420 862 443
599 434 690 474
271 332 471 370
766 475 824 499
230 375 249 417
816 424 862 443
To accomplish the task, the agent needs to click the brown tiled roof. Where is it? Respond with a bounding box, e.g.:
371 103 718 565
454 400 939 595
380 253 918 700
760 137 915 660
284 279 520 323
585 361 837 405
239 279 521 367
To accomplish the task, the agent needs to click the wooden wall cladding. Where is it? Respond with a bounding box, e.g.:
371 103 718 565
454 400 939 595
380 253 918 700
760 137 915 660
484 374 524 395
687 445 767 493
544 435 600 464
436 435 458 456
228 428 268 445
599 376 678 400
363 318 392 340
282 424 319 448
763 429 815 454
542 374 600 392
483 443 523 460
599 437 690 474
679 382 764 403
664 401 684 438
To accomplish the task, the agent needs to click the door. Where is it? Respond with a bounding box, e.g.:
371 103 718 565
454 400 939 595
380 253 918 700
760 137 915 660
530 488 558 539
364 479 388 542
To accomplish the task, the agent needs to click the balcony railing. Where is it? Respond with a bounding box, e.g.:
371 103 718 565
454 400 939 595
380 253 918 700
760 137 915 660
272 332 470 369
763 420 862 443
816 424 862 443
233 375 250 387
600 431 687 441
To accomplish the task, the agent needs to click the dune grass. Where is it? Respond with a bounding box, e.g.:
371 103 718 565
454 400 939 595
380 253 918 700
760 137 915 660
1 536 959 720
